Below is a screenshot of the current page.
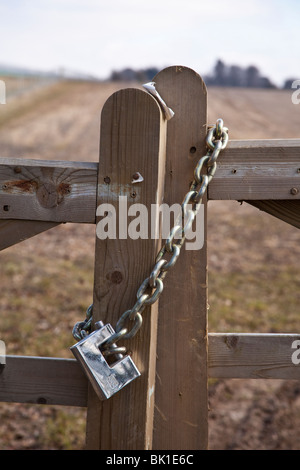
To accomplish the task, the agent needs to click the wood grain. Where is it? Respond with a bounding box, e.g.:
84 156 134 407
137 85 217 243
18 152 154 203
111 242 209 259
246 200 300 229
208 333 300 379
0 219 59 250
85 88 167 450
152 66 208 450
0 356 87 407
208 139 300 200
1 332 299 409
0 158 97 223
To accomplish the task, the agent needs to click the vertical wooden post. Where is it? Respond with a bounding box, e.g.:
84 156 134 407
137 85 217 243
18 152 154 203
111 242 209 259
85 88 167 449
152 66 209 449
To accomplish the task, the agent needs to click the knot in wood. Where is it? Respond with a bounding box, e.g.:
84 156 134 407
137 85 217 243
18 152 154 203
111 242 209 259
37 182 60 208
106 270 123 284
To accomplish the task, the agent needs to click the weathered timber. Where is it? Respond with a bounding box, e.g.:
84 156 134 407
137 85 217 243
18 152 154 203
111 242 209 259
0 158 97 223
86 87 167 450
1 332 299 409
246 200 300 229
208 139 300 200
0 219 59 251
0 356 87 407
152 66 209 450
208 333 300 379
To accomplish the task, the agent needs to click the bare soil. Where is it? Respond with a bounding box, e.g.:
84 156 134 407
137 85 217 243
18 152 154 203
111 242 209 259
0 77 299 450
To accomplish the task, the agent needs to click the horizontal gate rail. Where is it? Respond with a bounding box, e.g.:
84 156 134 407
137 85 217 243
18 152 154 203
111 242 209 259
0 138 299 250
0 355 88 407
0 158 97 223
1 333 300 408
208 139 300 201
208 333 300 380
0 137 299 226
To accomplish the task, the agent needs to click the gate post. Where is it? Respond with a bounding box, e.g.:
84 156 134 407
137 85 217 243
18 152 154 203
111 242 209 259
153 66 208 450
85 66 208 450
85 88 167 449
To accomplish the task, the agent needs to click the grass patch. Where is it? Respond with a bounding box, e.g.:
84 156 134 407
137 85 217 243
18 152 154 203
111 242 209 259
0 251 94 357
41 407 86 450
0 80 74 128
208 265 300 333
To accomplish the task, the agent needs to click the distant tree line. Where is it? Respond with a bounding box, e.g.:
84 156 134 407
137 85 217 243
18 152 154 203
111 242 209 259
204 59 276 88
108 61 297 89
109 67 160 83
282 78 299 89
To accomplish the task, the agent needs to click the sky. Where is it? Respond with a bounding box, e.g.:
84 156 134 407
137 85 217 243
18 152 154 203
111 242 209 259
0 0 299 86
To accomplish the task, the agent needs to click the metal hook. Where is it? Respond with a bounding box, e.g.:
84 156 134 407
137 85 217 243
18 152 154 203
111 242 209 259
143 82 175 121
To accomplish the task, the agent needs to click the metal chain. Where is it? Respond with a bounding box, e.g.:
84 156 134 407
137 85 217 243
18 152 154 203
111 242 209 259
72 304 93 341
72 118 229 353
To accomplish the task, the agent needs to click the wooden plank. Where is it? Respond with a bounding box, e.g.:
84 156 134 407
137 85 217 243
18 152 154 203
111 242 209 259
152 66 209 450
246 200 300 229
0 158 98 223
208 333 300 379
208 139 300 200
1 332 300 410
0 356 88 407
0 219 60 251
85 88 167 450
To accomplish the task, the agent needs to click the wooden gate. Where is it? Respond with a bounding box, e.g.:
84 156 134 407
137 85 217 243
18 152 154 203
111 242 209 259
0 66 299 450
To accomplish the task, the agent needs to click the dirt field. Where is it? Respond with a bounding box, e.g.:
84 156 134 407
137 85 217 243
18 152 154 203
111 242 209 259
0 75 299 450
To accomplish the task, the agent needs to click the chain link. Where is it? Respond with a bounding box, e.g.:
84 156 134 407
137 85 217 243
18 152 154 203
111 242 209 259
72 118 229 354
72 304 93 341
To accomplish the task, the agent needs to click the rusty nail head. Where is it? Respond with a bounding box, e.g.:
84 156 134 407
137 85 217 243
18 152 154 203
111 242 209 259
131 171 144 183
290 187 299 195
104 176 111 184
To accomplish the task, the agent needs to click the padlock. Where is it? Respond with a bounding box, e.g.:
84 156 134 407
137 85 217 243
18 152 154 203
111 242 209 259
70 322 140 400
